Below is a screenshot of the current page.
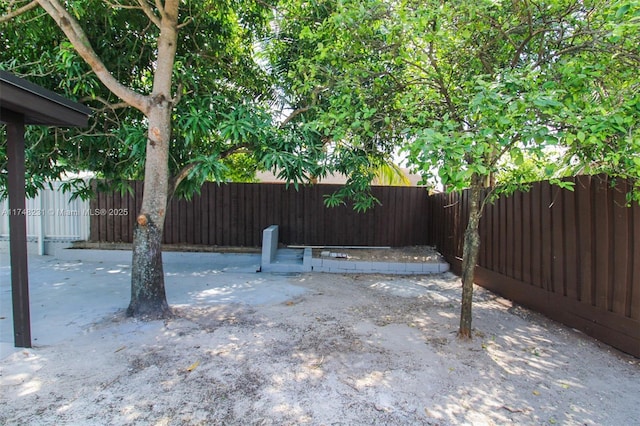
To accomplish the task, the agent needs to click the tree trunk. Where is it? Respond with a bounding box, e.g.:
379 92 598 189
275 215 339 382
127 1 179 319
458 175 484 339
126 104 173 319
127 102 173 318
127 216 171 319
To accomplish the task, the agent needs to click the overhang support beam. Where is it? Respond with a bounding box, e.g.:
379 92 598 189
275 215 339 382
5 111 31 348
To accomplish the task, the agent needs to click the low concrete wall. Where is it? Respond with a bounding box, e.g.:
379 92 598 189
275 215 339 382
310 257 449 274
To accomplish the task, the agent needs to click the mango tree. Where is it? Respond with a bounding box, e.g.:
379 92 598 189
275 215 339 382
0 0 324 319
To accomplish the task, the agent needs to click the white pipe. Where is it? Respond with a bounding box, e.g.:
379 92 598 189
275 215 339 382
38 191 45 256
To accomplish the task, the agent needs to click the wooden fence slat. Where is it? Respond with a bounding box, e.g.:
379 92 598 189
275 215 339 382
593 177 611 311
563 187 579 300
575 176 593 305
201 184 210 245
513 192 523 281
551 187 565 295
193 190 201 245
296 185 306 245
540 182 553 291
123 189 132 243
530 182 542 288
98 189 107 242
113 191 122 243
106 191 115 243
480 200 491 269
89 181 99 241
505 193 515 279
612 183 631 315
252 183 261 246
277 184 287 244
521 190 532 284
491 197 500 272
208 183 217 245
182 195 189 244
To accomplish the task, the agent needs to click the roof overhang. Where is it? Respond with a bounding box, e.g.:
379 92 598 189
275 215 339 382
0 70 92 127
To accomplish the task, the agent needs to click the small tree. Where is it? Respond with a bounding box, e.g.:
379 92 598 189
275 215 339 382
399 0 640 337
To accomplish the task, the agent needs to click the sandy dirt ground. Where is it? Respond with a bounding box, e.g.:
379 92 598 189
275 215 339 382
1 255 639 425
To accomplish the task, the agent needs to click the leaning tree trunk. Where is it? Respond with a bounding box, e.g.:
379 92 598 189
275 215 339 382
126 2 179 319
458 175 485 339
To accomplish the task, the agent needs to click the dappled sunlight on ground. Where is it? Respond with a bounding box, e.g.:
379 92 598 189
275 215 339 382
1 257 638 425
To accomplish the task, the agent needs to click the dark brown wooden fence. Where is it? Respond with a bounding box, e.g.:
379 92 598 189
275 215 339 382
429 175 640 357
89 181 430 247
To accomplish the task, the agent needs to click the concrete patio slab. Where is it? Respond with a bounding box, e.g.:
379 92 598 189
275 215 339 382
0 251 303 360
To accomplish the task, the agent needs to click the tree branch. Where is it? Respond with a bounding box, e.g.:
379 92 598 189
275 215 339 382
0 0 39 23
102 1 160 29
280 105 310 127
510 28 550 68
177 16 193 29
36 0 150 114
169 144 250 194
154 0 166 20
136 0 161 28
79 96 129 110
102 0 141 10
488 134 521 169
169 162 198 196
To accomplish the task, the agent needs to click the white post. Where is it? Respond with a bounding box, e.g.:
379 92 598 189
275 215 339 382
38 190 45 256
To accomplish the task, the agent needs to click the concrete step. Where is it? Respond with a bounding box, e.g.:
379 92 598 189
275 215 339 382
273 248 304 263
261 247 312 273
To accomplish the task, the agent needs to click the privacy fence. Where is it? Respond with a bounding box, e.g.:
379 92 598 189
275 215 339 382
89 181 430 247
430 175 640 357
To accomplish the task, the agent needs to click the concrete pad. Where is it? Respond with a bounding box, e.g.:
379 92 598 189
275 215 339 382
0 252 305 360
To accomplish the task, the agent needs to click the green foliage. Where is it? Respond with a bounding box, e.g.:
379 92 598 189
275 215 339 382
268 0 409 208
372 162 411 186
3 0 639 207
396 0 640 203
221 153 261 183
0 0 277 198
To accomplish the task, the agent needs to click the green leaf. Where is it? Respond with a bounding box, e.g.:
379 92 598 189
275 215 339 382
616 4 631 19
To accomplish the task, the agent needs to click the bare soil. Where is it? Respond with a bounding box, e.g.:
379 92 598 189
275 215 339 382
312 245 444 263
1 268 638 425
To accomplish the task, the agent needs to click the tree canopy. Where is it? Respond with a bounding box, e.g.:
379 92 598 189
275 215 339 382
398 0 640 336
0 0 299 199
266 0 412 209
